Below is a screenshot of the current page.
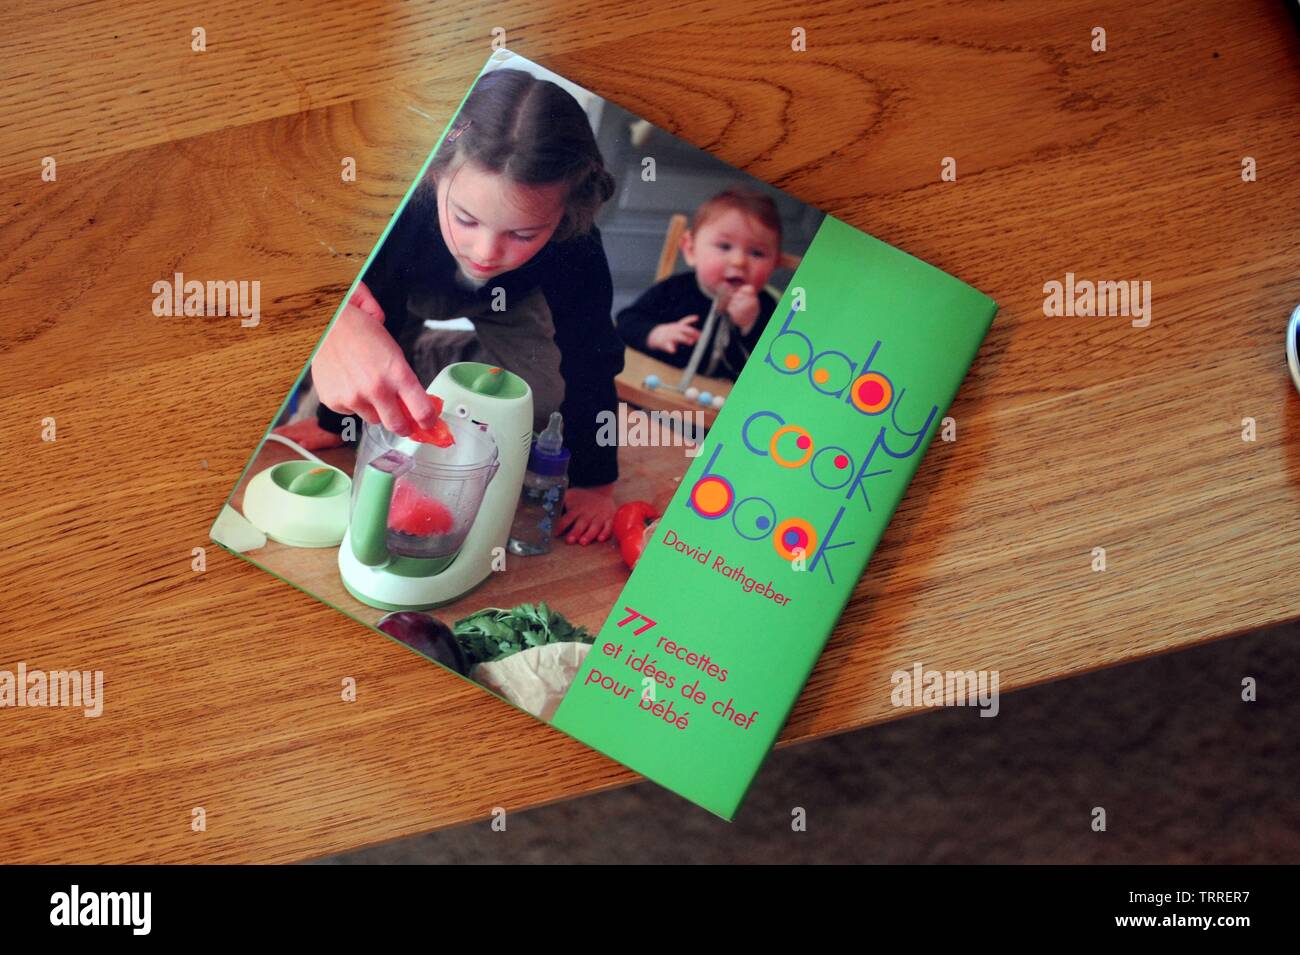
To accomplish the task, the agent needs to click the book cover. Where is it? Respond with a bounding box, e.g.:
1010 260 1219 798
211 48 996 820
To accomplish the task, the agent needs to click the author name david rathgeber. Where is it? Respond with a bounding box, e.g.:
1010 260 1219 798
660 529 792 606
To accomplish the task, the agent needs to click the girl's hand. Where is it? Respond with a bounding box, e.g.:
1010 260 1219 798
646 314 701 355
348 280 385 321
558 484 616 545
311 283 440 437
272 419 345 451
727 284 760 334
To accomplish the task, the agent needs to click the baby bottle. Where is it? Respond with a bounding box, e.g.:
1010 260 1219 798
507 412 570 556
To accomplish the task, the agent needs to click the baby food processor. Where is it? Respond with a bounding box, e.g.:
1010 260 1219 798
338 362 533 610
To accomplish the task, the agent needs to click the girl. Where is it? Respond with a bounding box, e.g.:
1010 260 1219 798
277 68 623 545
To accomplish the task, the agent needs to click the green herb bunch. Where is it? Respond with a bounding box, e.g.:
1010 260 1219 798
452 602 595 666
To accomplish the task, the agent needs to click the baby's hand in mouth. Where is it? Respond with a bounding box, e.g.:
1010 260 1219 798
725 283 760 331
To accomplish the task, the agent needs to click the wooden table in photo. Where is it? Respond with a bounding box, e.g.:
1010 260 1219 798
1 1 1298 862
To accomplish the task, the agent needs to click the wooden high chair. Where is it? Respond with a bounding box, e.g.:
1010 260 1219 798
614 214 802 429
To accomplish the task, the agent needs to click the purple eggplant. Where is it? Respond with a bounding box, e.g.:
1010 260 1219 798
376 611 469 675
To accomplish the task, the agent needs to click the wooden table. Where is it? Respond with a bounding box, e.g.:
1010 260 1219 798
2 1 1298 863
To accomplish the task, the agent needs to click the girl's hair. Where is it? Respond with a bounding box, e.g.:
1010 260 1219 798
427 68 616 242
691 186 783 250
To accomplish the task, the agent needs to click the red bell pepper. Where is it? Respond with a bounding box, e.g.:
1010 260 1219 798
613 501 660 570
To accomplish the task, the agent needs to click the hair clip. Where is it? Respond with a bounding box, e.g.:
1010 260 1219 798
447 119 472 143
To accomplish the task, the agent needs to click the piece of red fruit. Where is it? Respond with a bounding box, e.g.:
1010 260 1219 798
619 519 657 570
407 392 453 445
410 416 455 447
387 479 456 535
612 501 658 542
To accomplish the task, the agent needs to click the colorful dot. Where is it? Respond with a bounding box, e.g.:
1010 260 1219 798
690 476 733 518
858 379 884 406
783 353 800 369
849 372 893 415
834 454 849 469
755 515 770 530
813 368 830 384
773 517 818 561
770 425 814 468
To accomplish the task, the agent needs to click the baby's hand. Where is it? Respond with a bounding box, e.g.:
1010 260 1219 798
727 284 760 333
557 485 616 545
646 314 701 355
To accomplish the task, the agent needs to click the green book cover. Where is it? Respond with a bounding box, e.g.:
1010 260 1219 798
212 49 996 822
551 217 996 818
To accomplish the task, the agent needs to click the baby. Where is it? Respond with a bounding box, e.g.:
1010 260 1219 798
616 187 782 381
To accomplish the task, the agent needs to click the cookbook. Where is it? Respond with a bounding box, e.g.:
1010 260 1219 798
211 48 997 820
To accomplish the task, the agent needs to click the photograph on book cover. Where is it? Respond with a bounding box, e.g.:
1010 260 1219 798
212 49 995 818
214 51 822 714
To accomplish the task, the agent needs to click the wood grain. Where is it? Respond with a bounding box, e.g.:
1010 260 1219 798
1 0 1298 862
